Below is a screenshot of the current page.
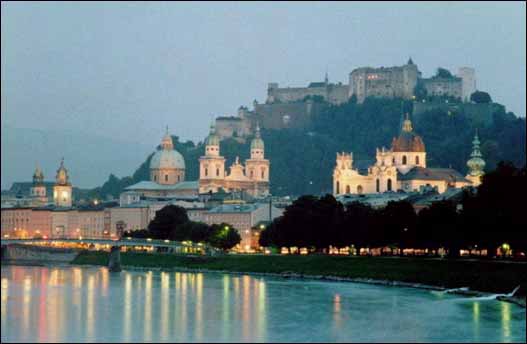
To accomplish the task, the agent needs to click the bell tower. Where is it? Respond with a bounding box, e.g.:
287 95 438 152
53 158 73 207
199 123 226 193
30 165 48 206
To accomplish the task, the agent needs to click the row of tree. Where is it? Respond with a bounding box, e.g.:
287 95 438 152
124 205 241 251
259 162 526 257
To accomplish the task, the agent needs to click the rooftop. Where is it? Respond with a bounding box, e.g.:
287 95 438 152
125 180 199 191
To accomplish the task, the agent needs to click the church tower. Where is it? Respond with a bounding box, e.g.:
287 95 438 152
30 165 48 206
391 113 426 174
53 158 72 207
199 123 226 193
466 130 486 186
245 123 270 184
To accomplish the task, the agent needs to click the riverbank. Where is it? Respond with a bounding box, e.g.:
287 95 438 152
72 251 526 302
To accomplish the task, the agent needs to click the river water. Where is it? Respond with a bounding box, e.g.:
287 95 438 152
1 265 525 343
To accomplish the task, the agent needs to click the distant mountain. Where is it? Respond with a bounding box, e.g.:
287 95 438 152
1 125 153 190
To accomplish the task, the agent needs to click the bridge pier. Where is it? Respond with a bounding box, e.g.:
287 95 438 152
108 246 122 272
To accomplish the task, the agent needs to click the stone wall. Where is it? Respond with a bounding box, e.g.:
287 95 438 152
2 244 79 262
253 101 328 130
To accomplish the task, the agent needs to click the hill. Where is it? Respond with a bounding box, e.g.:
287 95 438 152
93 97 526 199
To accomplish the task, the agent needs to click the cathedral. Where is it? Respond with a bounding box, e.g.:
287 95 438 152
122 124 270 205
199 123 270 198
333 115 484 196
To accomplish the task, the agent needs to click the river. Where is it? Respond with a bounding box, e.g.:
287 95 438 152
1 265 525 343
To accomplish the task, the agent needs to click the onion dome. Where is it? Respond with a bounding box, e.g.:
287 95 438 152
391 114 426 152
33 165 44 185
150 128 185 170
250 123 264 150
55 158 70 185
467 131 485 176
205 123 220 146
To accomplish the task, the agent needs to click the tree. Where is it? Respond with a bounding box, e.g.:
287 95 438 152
209 223 241 251
378 201 417 253
470 91 492 104
435 67 454 79
148 205 189 239
417 200 461 256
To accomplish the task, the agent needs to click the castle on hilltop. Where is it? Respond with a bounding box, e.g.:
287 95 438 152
214 59 477 139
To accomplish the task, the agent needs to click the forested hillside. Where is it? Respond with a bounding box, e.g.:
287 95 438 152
95 97 526 199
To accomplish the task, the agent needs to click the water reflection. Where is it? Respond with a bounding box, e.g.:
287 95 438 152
1 266 525 343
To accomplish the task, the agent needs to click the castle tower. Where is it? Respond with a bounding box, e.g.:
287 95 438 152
245 123 270 182
458 67 476 102
149 127 186 184
199 123 226 193
30 165 47 206
53 158 72 207
465 130 486 186
391 113 426 174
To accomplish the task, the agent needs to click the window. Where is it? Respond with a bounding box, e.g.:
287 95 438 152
402 155 407 165
415 156 420 165
387 179 392 191
261 168 265 179
346 185 351 194
165 174 168 182
177 175 180 182
376 179 380 192
154 175 157 182
205 168 208 177
336 181 340 194
250 170 254 178
357 185 363 194
216 168 220 177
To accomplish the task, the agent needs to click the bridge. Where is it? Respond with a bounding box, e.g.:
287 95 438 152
1 238 211 272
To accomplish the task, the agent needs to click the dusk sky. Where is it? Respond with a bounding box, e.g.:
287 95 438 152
1 2 525 188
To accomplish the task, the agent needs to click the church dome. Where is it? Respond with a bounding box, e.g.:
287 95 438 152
150 149 185 170
250 123 264 150
150 130 186 170
205 123 220 146
391 115 426 152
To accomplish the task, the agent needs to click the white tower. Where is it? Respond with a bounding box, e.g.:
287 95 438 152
53 158 72 207
199 123 226 193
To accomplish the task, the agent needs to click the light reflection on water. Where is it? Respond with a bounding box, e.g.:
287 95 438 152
1 265 525 343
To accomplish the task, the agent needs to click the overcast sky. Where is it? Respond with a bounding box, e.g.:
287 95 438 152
2 1 525 147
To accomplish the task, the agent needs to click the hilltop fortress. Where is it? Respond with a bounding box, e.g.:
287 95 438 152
215 59 477 139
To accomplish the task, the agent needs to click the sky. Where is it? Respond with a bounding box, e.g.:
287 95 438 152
1 1 525 188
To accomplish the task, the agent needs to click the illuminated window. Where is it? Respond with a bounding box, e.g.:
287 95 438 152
346 185 351 194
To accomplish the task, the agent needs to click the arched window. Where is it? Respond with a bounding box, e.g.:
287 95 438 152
415 156 419 165
165 174 168 182
336 181 340 194
261 168 265 179
154 175 157 182
250 170 254 178
357 185 363 194
177 175 180 182
216 168 220 177
402 155 407 165
346 185 351 194
205 168 208 177
376 179 380 192
387 179 392 191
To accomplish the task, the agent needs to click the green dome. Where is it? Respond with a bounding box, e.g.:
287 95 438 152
467 131 485 176
205 123 220 146
251 123 264 150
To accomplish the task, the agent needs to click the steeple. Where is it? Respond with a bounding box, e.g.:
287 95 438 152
325 68 329 84
407 56 414 65
402 113 413 132
250 122 265 159
466 129 486 186
33 164 44 185
55 157 70 185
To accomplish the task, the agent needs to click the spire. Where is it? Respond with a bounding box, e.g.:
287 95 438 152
255 121 261 138
325 68 328 84
407 56 414 65
402 113 413 132
467 129 486 180
470 129 482 158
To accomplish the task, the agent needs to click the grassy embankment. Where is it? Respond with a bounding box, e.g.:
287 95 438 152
72 251 527 296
